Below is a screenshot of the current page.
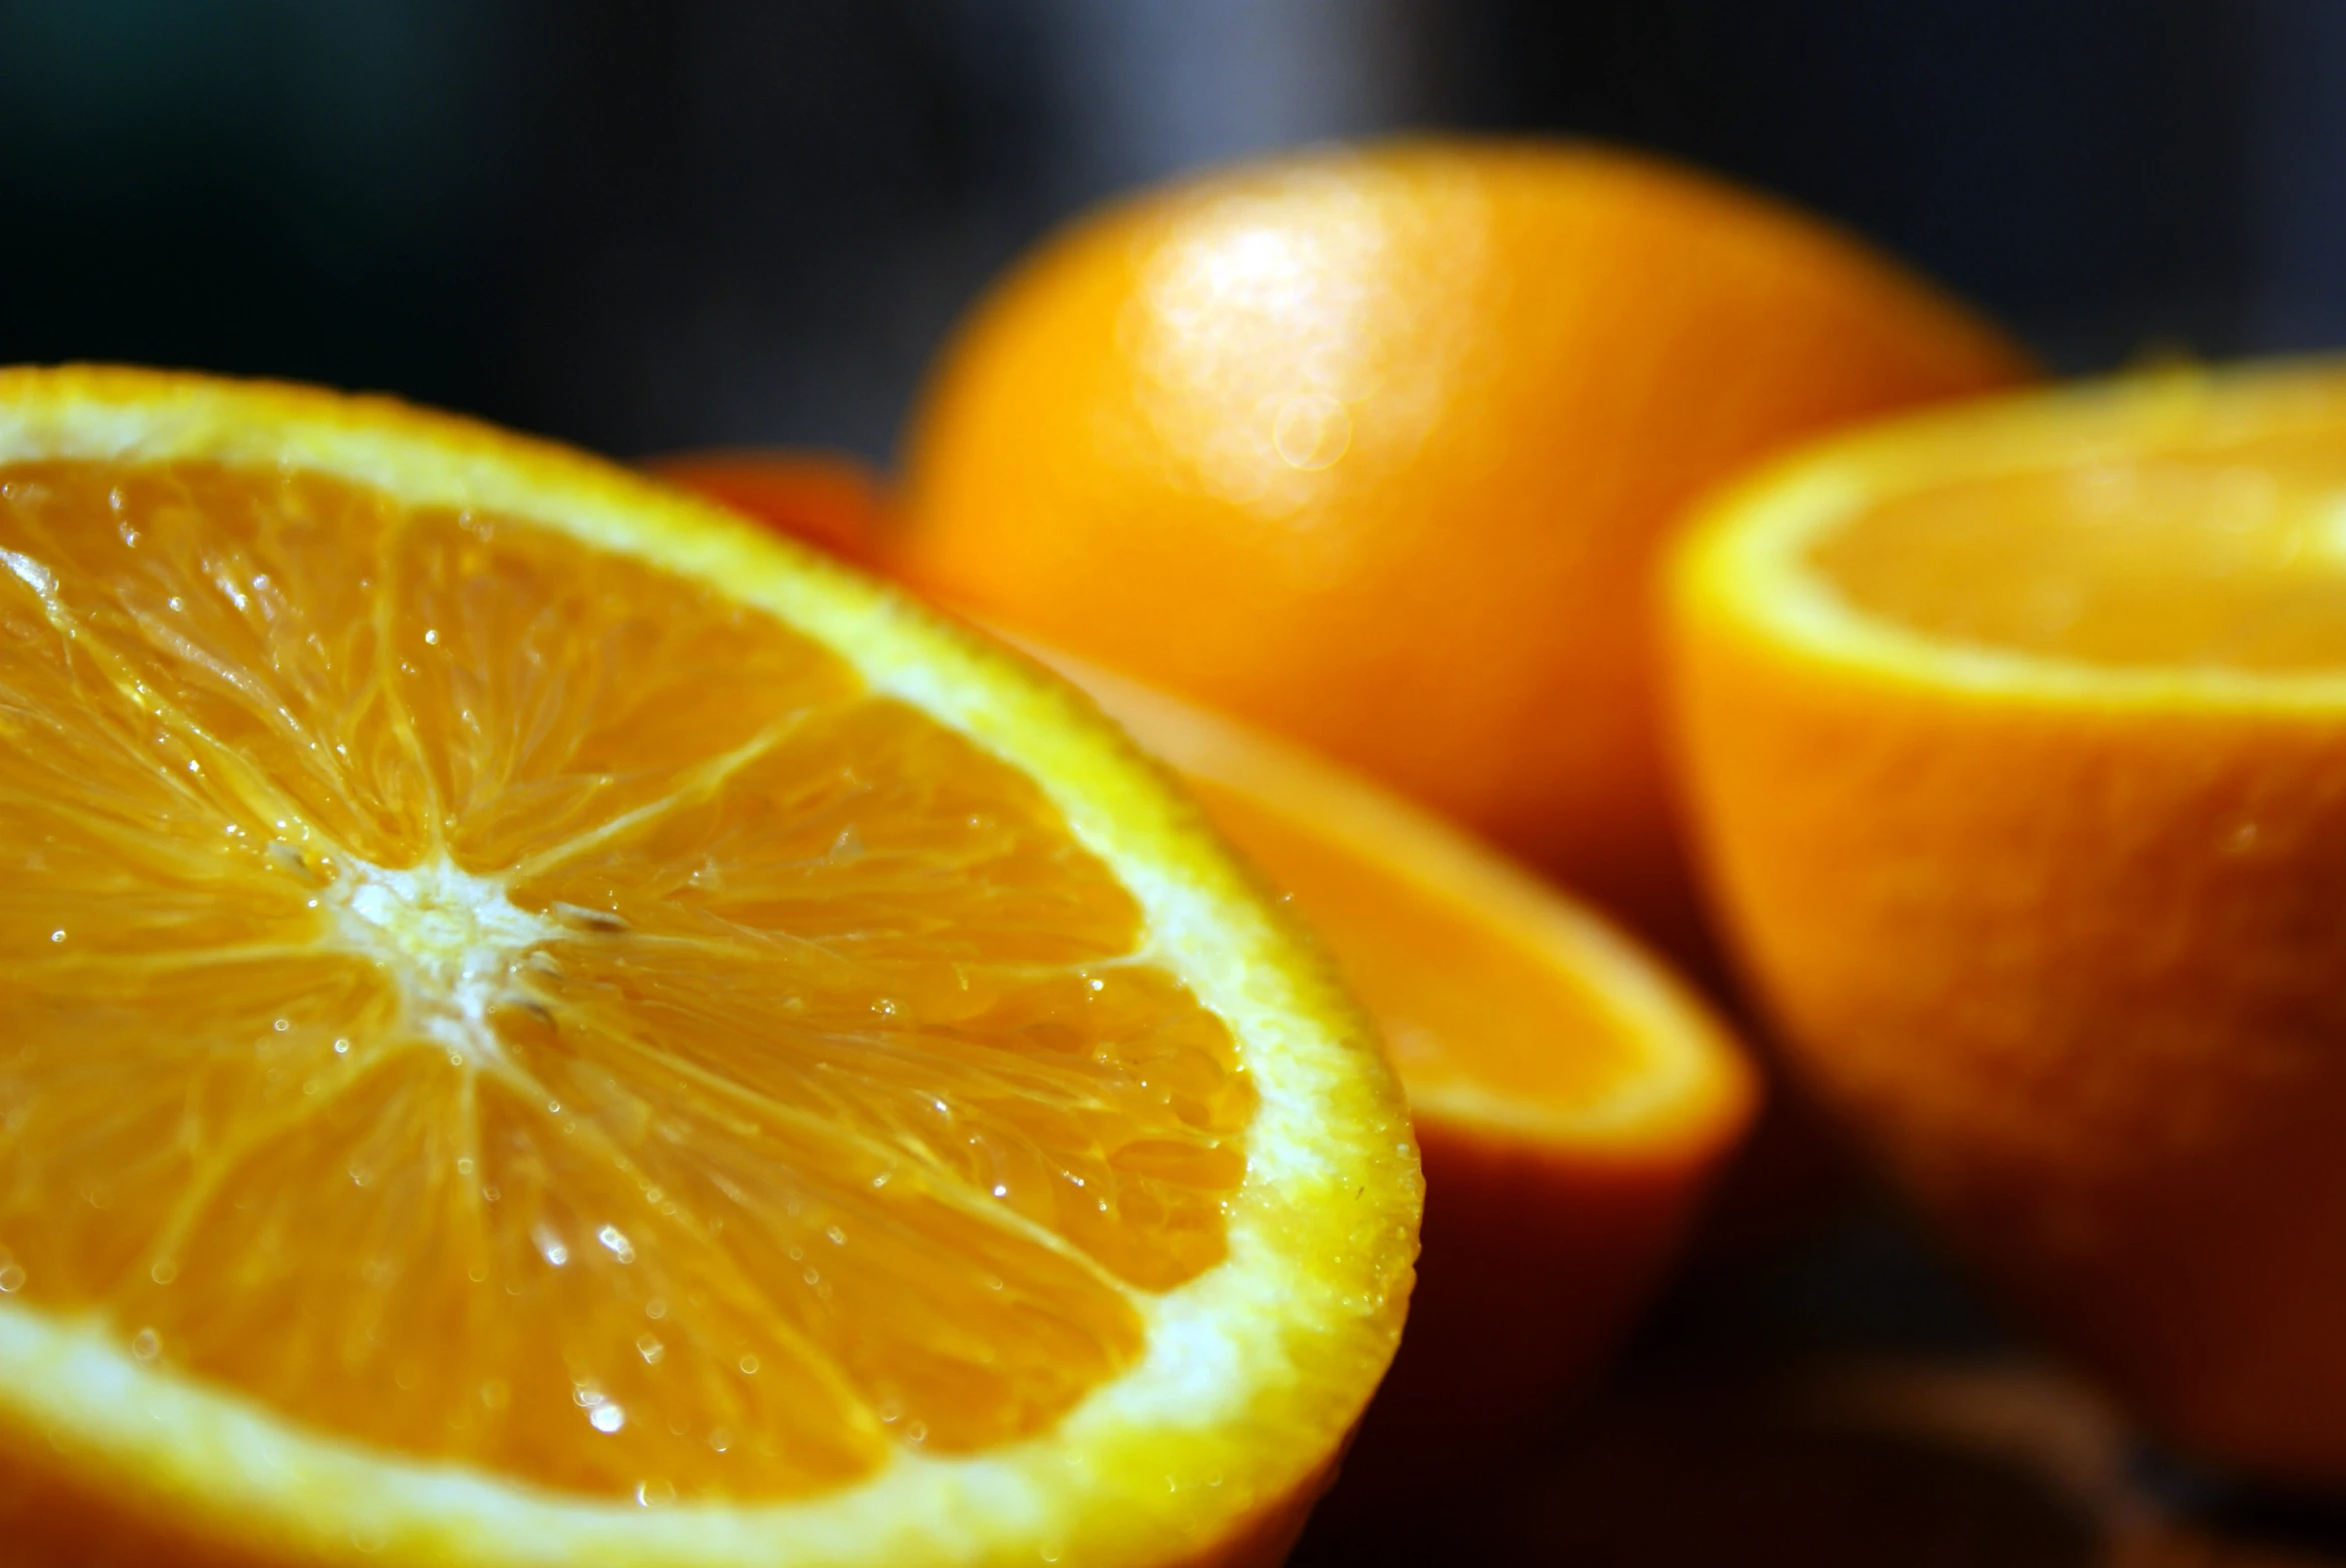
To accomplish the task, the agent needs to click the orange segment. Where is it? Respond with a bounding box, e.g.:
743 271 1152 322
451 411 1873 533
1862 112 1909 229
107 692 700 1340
0 369 1417 1568
1668 359 2346 1487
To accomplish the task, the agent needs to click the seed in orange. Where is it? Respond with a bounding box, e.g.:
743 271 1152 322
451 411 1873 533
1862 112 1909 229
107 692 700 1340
1010 643 1756 1498
1669 359 2346 1486
891 137 2032 954
0 367 1419 1568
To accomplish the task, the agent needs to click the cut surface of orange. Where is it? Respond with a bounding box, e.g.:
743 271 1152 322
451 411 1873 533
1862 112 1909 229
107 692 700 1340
0 369 1418 1567
1010 645 1755 1493
1668 359 2346 1484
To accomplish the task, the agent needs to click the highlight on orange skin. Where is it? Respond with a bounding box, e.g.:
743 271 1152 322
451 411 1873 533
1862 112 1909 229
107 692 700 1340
644 451 892 568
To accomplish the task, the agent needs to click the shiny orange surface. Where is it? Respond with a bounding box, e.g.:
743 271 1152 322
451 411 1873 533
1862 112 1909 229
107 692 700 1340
896 138 2030 954
0 459 1250 1502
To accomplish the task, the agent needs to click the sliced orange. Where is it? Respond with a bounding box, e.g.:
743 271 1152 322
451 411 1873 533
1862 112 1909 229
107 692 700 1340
1009 644 1757 1494
0 367 1420 1567
1668 358 2346 1485
655 451 1758 1479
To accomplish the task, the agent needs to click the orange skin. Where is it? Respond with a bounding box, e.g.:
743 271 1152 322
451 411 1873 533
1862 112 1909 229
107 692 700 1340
1674 537 2346 1486
890 137 2032 958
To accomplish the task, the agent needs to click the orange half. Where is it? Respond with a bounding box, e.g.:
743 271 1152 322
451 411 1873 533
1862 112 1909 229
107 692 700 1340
0 369 1420 1568
1009 643 1758 1485
1670 357 2346 1484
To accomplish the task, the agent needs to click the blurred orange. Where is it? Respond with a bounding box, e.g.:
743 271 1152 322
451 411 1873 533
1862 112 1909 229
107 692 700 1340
666 452 1757 1494
891 137 2033 955
1671 360 2346 1485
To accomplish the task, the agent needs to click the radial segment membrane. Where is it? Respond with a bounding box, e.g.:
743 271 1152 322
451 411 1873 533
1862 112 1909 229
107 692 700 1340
0 460 1252 1502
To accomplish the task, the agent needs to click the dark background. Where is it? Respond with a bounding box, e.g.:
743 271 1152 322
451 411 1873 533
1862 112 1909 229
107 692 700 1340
13 6 2346 1559
2 0 2335 466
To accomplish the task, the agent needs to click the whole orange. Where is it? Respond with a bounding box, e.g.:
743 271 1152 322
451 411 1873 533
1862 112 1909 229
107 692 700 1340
892 138 2032 952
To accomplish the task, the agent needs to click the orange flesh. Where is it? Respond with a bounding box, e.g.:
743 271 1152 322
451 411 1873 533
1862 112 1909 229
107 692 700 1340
1813 434 2346 670
1180 780 1642 1111
0 461 1250 1503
